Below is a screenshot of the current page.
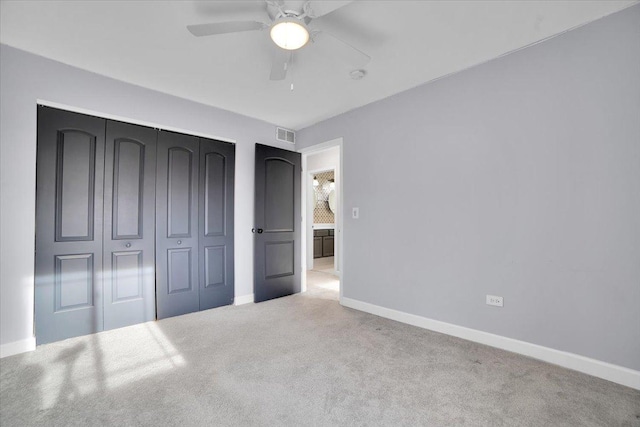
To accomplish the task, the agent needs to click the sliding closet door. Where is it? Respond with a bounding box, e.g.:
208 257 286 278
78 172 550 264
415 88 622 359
198 138 235 310
156 131 200 319
36 107 237 341
103 121 157 330
35 107 106 344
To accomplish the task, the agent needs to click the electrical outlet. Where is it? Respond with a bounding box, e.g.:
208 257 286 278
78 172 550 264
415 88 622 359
352 207 359 219
486 295 504 307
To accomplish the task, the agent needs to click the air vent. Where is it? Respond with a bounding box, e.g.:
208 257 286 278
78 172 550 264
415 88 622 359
276 127 295 144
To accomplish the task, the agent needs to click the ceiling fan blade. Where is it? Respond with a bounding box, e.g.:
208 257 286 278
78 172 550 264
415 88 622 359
187 21 267 37
270 47 291 81
306 1 352 19
312 31 370 69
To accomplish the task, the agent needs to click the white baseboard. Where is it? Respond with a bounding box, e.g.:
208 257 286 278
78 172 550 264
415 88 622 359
1 295 257 356
234 293 254 305
0 337 36 358
341 297 640 390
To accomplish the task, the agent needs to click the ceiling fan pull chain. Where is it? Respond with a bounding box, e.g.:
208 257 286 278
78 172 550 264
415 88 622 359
290 52 295 91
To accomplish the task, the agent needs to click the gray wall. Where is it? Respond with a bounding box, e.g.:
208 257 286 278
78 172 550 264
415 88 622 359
0 44 293 348
307 147 339 174
297 5 640 370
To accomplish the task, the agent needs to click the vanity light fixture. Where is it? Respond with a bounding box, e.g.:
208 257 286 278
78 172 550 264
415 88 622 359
313 176 319 187
329 179 335 190
270 18 310 50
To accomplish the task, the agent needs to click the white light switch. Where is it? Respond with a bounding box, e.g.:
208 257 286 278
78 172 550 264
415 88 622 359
352 207 359 219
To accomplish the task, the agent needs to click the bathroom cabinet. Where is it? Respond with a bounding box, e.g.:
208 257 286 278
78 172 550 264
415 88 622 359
313 229 334 258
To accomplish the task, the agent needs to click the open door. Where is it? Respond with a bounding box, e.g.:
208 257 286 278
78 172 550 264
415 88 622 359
254 143 301 302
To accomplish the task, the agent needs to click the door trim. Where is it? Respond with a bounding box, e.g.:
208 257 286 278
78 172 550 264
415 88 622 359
298 138 343 302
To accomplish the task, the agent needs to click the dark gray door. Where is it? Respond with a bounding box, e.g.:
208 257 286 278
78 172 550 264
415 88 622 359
199 138 235 310
103 121 157 329
35 107 236 341
35 107 106 344
155 131 200 319
254 144 301 302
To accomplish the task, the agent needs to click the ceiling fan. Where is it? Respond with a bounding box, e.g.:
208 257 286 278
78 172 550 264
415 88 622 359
186 0 370 81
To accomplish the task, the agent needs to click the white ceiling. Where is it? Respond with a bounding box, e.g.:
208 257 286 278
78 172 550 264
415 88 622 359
0 1 636 130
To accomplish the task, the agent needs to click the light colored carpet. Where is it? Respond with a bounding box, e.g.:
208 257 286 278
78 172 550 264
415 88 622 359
306 267 339 301
1 275 639 426
311 256 336 275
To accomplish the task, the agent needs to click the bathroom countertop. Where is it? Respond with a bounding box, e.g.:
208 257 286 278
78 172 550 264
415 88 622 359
313 223 334 230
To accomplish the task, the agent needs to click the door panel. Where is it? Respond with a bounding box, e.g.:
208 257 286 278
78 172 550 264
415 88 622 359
103 120 157 330
156 131 200 319
199 139 235 310
264 159 295 232
111 139 144 238
167 147 193 237
313 237 322 258
55 254 94 311
265 241 295 278
323 236 334 257
167 248 193 293
55 130 97 241
254 144 301 303
35 107 106 344
204 246 225 287
203 153 225 236
111 251 143 301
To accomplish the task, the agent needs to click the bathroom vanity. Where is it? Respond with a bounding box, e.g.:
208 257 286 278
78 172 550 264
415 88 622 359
313 228 334 258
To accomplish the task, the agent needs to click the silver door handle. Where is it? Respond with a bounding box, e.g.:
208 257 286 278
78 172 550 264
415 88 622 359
177 240 182 245
125 242 131 248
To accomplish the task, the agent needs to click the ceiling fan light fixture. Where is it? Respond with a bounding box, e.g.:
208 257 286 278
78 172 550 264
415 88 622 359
270 18 309 50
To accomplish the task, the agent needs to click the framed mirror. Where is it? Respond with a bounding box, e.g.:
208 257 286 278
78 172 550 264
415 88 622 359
328 189 336 213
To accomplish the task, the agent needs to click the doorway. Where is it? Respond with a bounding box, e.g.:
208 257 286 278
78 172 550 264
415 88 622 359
300 140 342 301
309 169 336 268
